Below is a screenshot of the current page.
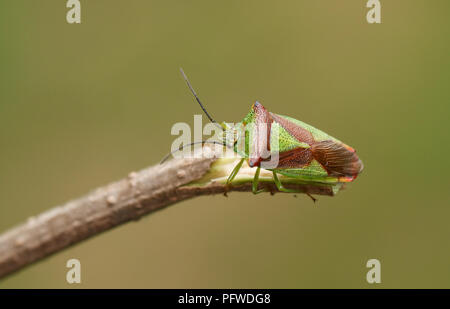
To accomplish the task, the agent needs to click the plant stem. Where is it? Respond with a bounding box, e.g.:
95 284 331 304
0 147 338 279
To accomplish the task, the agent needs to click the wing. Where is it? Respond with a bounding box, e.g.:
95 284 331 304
311 140 364 177
274 114 341 143
269 112 315 145
275 147 313 168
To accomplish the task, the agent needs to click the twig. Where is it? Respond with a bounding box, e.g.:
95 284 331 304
0 146 338 279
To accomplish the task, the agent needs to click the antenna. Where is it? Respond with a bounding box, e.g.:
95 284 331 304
180 68 222 128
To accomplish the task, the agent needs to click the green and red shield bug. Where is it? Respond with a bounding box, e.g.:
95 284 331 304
165 68 364 200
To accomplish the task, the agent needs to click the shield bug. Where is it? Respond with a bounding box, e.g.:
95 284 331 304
166 69 364 199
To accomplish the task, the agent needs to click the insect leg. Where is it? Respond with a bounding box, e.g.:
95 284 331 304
226 158 245 185
252 166 267 194
306 193 317 203
272 172 316 202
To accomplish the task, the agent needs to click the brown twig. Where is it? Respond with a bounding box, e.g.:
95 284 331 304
0 147 337 279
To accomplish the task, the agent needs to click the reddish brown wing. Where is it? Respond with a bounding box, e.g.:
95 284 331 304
311 140 364 177
275 147 313 168
248 102 273 167
269 112 314 145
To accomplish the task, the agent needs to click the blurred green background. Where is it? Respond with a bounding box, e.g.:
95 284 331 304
0 0 449 288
